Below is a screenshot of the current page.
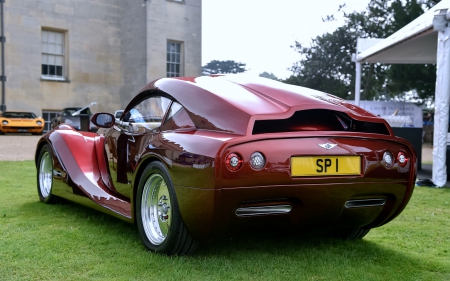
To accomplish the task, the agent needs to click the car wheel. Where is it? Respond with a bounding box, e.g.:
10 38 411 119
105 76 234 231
37 144 59 204
136 161 198 255
329 228 370 240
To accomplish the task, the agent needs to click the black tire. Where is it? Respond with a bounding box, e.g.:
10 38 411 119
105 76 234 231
329 228 370 240
32 132 43 135
136 161 198 255
37 144 59 204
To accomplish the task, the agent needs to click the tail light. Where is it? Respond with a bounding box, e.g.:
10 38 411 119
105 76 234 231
397 151 409 167
225 153 243 171
382 151 394 168
249 152 265 170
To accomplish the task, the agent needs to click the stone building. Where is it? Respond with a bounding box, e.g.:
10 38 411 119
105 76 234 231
1 0 202 131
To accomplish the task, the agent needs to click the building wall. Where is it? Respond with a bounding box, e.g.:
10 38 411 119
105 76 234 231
119 0 147 109
3 0 202 115
146 0 202 83
4 0 124 115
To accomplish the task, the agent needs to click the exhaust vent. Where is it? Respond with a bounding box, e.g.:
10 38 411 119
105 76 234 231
235 205 292 216
345 199 386 208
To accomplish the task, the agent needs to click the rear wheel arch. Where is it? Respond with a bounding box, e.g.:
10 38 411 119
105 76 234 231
135 160 198 255
132 156 169 222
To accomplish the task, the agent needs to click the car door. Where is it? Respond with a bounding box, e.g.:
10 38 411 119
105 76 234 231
103 95 172 199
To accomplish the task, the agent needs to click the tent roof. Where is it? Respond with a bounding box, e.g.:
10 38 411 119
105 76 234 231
356 0 450 64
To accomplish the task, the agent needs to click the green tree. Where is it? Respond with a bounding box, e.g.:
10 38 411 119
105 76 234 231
259 71 278 80
385 0 438 100
202 60 247 75
285 0 439 101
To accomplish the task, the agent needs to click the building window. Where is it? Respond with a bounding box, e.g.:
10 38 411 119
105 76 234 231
41 110 60 132
41 30 65 80
167 41 182 77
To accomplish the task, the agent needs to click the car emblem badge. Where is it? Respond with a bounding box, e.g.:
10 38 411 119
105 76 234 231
318 143 337 150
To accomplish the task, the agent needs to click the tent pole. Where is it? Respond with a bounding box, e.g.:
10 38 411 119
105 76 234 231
354 61 361 106
432 10 450 187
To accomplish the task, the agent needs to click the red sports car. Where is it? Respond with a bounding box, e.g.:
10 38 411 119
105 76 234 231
35 75 417 255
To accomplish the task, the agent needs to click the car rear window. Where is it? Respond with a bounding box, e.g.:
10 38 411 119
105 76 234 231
252 109 390 135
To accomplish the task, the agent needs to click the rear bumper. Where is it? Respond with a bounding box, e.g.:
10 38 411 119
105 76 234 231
218 181 409 234
176 179 413 241
176 135 416 240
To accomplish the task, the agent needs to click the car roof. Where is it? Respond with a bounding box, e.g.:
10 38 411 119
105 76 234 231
134 75 379 135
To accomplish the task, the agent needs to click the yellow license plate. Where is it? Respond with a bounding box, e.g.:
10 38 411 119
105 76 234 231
291 156 361 176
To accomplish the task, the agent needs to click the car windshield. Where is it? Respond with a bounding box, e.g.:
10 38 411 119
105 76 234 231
1 112 37 119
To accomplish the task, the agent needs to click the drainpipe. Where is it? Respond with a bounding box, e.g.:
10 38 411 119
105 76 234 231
0 0 6 112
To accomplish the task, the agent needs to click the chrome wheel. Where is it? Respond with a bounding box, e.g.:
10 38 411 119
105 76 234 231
141 173 172 245
137 162 198 255
38 150 53 198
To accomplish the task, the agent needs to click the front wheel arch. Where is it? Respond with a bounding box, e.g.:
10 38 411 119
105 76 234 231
36 143 60 204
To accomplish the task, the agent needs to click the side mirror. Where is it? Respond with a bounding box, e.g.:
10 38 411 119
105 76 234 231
91 113 114 128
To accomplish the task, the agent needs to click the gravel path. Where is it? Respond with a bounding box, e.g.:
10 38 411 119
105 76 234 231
0 134 42 161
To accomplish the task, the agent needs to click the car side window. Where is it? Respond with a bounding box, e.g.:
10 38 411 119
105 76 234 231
125 96 171 129
160 102 196 131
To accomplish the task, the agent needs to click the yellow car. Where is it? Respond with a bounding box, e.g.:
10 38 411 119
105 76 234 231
0 111 45 135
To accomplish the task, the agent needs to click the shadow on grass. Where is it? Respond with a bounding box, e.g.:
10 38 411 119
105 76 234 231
20 198 132 226
194 233 445 278
20 199 416 259
198 231 399 258
14 198 448 280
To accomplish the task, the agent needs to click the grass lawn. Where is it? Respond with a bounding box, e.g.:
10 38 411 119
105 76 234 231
1 161 449 281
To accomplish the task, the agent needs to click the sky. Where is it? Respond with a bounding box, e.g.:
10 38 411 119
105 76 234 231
202 0 371 79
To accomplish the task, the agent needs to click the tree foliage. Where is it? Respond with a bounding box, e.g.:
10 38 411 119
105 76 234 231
259 71 279 80
385 0 438 100
285 0 439 101
202 60 247 75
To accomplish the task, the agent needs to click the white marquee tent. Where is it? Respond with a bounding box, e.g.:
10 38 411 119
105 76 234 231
354 0 450 187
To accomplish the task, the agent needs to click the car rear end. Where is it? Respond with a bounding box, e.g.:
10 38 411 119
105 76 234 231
213 109 416 237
